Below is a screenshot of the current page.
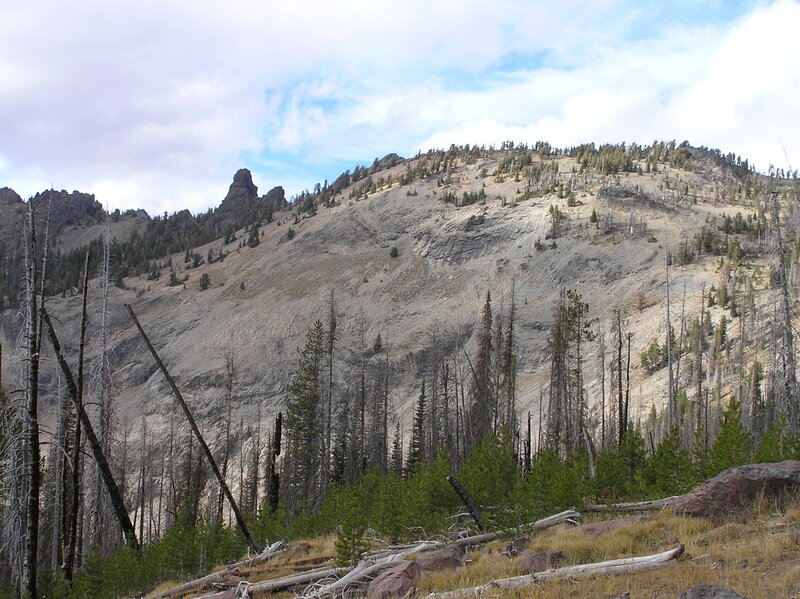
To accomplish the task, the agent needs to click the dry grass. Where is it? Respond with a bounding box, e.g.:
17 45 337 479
416 504 800 599
245 536 337 583
153 502 800 599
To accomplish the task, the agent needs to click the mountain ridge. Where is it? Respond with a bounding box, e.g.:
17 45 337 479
1 142 794 442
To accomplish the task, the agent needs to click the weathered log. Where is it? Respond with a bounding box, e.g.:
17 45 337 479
241 565 347 595
530 509 581 530
298 560 407 599
422 545 685 599
445 509 580 551
149 540 286 599
584 497 678 513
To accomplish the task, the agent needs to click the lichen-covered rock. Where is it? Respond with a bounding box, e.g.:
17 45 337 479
415 545 464 572
517 550 563 573
672 460 800 520
366 561 420 599
677 584 745 598
500 536 531 557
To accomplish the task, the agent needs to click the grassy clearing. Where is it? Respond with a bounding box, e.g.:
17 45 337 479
416 504 800 599
155 501 800 599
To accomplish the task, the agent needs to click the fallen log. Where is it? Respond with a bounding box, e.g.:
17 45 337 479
149 540 286 599
422 545 685 599
239 565 347 596
203 509 583 598
446 509 581 551
294 509 582 599
297 560 407 599
584 497 678 513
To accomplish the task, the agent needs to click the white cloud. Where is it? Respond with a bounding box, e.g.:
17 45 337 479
1 0 797 213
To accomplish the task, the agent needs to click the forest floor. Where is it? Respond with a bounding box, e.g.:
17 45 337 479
150 497 800 599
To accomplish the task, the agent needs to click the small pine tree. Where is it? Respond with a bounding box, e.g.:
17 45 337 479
334 495 369 567
642 427 695 496
247 223 260 248
709 398 752 476
199 273 211 291
405 381 427 474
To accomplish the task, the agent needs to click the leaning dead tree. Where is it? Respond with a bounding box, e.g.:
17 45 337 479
40 306 139 551
126 304 261 554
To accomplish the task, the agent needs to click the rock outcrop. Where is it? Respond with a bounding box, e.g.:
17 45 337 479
517 550 563 574
677 585 745 598
415 545 464 572
671 460 800 520
366 561 420 599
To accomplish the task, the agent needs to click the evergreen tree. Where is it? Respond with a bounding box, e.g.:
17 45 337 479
284 321 326 512
468 291 493 450
642 427 695 496
753 418 797 463
247 223 260 248
405 381 427 474
594 428 647 500
709 398 752 476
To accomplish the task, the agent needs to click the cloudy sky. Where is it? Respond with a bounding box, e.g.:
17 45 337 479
1 0 798 215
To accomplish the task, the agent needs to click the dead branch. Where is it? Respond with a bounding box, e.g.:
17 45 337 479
237 565 348 596
149 540 286 599
423 545 684 599
584 497 678 513
297 560 407 599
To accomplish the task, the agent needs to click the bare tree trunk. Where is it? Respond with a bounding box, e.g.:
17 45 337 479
665 253 675 428
695 286 705 444
40 307 139 551
771 196 798 427
22 205 41 599
126 304 261 553
598 329 606 449
615 310 624 445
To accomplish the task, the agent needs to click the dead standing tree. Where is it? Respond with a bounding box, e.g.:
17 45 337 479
40 306 139 552
21 203 42 599
769 195 798 428
126 304 261 554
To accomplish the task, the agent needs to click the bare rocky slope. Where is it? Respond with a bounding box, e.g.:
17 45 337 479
0 144 793 450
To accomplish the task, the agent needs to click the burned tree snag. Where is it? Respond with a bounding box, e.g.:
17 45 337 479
40 306 139 551
126 304 261 554
447 475 482 530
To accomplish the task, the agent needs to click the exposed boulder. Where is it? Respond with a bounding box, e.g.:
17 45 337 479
287 542 312 555
500 536 530 558
671 460 800 521
677 584 745 598
517 550 563 573
415 545 464 572
366 561 420 599
572 516 648 537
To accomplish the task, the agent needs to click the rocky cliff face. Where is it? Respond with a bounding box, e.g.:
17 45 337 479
214 168 286 227
0 148 790 458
